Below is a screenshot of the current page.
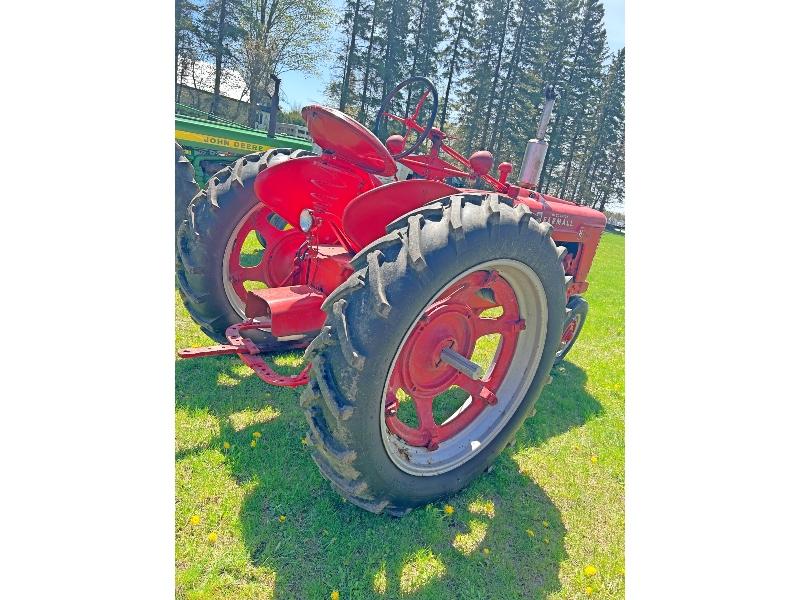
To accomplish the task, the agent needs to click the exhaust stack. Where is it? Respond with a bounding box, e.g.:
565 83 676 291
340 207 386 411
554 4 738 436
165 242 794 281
518 86 557 189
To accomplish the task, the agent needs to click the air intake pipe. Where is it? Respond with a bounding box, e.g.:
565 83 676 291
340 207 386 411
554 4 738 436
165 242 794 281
518 85 557 189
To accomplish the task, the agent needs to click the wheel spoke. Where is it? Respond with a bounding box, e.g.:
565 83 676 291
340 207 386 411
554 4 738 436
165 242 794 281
384 112 406 125
411 393 439 448
229 264 267 285
453 373 497 406
411 90 431 120
474 317 525 338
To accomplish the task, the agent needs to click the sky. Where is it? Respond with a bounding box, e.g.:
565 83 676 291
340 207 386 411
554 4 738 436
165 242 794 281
279 0 625 108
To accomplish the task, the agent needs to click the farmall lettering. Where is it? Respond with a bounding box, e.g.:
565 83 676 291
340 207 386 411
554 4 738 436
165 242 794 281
534 212 575 229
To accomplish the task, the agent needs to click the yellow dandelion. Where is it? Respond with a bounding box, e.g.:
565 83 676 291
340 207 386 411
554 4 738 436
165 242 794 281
544 537 550 544
208 532 218 543
253 431 262 438
443 504 454 516
250 439 257 448
223 441 231 450
301 436 310 446
189 515 200 526
330 591 340 600
542 520 550 528
279 515 286 523
482 547 490 555
526 529 535 537
586 586 593 596
591 455 598 464
584 565 598 577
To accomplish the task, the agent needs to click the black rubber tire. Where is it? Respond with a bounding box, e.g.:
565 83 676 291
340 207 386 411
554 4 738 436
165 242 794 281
175 142 200 232
300 193 569 515
553 295 588 365
176 147 315 349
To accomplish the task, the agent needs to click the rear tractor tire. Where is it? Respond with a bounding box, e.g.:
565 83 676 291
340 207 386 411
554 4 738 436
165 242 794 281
301 193 569 514
553 296 588 365
176 148 315 350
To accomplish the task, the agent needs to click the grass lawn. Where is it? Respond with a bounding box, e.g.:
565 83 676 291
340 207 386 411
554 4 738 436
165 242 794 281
175 231 625 599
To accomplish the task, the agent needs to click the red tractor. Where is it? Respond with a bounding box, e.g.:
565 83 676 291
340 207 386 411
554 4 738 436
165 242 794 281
176 78 606 515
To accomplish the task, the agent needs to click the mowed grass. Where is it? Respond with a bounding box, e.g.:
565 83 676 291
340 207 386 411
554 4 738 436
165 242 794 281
175 232 625 599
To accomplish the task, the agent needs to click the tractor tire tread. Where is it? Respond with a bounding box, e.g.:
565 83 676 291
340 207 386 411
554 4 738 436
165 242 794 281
302 192 567 514
175 148 309 347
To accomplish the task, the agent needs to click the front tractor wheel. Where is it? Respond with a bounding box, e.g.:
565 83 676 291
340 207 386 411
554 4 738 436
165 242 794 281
553 296 588 365
301 193 569 514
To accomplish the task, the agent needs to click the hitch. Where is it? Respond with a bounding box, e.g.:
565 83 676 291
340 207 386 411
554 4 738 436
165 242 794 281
178 320 310 388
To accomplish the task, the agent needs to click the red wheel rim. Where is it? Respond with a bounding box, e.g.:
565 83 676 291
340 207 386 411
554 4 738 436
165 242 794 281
384 270 526 450
560 318 578 349
225 206 306 306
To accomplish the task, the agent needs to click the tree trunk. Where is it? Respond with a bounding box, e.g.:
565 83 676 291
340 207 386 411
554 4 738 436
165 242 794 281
404 0 425 117
210 0 229 116
357 1 379 122
439 5 466 129
478 0 513 149
340 0 362 111
247 73 260 127
557 122 582 198
595 158 618 211
488 3 529 153
539 18 590 190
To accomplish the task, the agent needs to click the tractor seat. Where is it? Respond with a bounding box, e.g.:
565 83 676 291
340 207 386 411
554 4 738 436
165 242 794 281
301 105 397 178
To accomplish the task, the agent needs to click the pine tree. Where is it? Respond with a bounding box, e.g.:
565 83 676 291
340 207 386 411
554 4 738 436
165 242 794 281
356 0 381 122
573 48 624 205
337 0 365 112
539 0 606 194
377 0 411 101
487 0 547 158
456 0 515 152
439 0 476 128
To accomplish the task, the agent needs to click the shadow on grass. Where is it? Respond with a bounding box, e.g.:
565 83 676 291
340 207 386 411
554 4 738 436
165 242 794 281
175 355 601 599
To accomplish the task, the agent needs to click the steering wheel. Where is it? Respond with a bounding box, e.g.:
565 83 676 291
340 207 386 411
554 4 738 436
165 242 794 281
374 76 438 159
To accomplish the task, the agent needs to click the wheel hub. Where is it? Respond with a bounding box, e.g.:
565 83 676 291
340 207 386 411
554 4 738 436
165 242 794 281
385 270 526 450
393 303 477 396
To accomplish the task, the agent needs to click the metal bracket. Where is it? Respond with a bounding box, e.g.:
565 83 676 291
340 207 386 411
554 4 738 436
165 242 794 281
177 320 310 388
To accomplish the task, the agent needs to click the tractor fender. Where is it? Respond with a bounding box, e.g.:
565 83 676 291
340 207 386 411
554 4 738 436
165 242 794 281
253 154 380 243
342 179 458 251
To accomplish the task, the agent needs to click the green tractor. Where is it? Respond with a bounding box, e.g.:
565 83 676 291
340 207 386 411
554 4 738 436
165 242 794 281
174 104 314 231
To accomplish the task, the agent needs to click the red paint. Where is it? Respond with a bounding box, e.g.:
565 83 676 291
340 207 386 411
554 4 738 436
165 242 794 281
227 206 307 305
469 151 494 176
178 321 310 387
342 179 458 250
561 319 578 345
253 154 377 245
181 91 609 394
385 270 524 449
302 105 397 176
244 285 327 337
